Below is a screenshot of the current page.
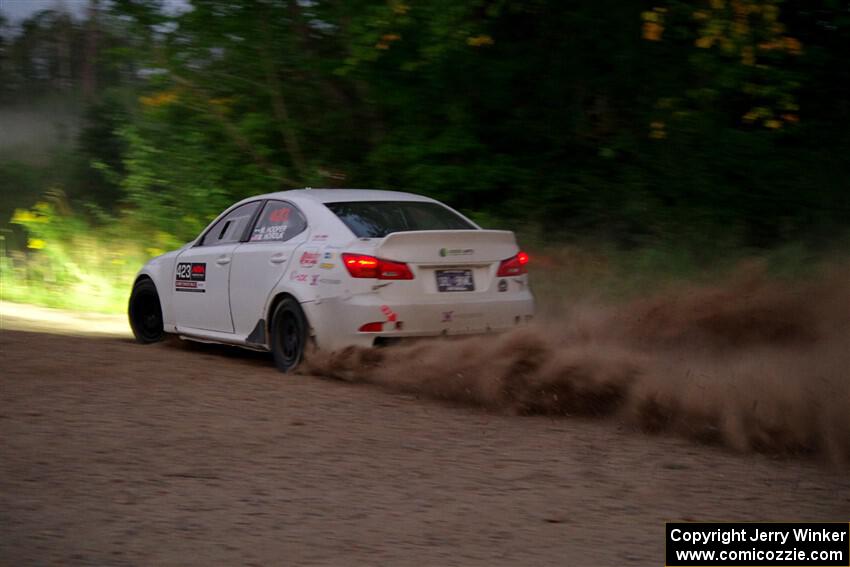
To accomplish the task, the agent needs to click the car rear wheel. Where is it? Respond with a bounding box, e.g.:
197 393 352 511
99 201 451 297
270 297 309 373
128 278 164 344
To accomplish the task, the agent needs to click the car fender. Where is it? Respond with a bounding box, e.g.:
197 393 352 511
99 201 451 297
133 246 187 332
264 231 357 343
264 244 328 322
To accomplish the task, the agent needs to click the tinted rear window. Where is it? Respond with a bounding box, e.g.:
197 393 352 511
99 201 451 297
325 201 476 238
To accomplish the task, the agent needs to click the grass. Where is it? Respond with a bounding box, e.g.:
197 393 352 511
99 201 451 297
1 200 159 314
0 241 147 314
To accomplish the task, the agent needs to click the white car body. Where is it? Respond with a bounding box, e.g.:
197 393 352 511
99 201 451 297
134 189 534 353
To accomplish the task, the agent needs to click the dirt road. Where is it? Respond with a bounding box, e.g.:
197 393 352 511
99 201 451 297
1 328 848 566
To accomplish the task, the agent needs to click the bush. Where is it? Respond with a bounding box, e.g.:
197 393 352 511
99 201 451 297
1 195 176 313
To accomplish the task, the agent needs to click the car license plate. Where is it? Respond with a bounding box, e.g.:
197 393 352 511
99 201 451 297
436 269 474 292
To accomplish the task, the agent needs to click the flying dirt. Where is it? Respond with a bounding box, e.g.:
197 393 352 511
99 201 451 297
306 264 850 461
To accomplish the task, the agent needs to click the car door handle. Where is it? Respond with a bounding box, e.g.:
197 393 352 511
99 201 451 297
215 256 231 266
270 254 287 264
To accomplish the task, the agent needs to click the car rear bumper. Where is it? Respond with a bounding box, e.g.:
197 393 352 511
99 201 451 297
304 291 535 351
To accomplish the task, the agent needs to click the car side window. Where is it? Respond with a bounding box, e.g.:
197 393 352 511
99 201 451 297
249 200 307 242
200 201 261 246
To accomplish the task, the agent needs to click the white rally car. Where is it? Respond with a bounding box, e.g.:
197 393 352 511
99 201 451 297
129 189 534 371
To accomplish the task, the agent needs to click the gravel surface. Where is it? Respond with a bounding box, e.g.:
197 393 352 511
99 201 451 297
1 329 848 566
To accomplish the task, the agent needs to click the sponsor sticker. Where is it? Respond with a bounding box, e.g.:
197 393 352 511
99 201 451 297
268 207 290 222
441 311 454 322
312 234 329 241
319 262 335 270
175 262 206 292
290 272 309 283
300 250 320 267
498 279 508 292
380 305 398 322
319 278 341 285
439 247 474 257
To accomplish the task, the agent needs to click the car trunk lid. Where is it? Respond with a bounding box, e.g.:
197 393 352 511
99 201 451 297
373 230 521 299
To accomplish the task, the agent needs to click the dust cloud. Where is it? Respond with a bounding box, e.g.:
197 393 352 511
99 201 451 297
305 264 850 460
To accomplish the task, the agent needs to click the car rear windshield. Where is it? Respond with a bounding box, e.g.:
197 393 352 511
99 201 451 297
325 201 476 238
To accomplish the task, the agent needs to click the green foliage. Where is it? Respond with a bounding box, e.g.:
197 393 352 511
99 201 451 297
1 0 849 314
92 0 850 247
2 196 151 312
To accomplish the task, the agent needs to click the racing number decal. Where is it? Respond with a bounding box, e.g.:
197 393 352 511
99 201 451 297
175 262 206 292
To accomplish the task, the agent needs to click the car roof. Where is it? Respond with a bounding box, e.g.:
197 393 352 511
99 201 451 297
253 188 437 204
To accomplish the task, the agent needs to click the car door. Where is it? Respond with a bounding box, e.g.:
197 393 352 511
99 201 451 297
229 200 309 338
173 200 262 333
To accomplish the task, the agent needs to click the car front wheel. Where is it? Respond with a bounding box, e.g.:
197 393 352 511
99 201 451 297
128 278 164 344
270 297 309 372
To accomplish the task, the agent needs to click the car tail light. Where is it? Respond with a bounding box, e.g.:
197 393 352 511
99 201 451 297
496 251 529 277
342 254 414 280
358 322 384 332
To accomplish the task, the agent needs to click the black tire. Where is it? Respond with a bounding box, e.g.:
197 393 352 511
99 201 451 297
128 278 165 344
270 297 309 372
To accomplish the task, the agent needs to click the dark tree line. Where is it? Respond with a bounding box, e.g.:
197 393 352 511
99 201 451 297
2 0 849 250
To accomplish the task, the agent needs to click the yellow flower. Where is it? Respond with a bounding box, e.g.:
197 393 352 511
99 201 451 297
695 36 714 49
11 209 36 224
467 34 494 47
764 119 782 129
11 207 49 224
27 238 46 250
650 121 666 139
783 36 802 55
140 91 178 107
643 22 664 41
209 97 233 108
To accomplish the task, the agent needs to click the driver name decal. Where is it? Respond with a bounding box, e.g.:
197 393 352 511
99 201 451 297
175 262 206 292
